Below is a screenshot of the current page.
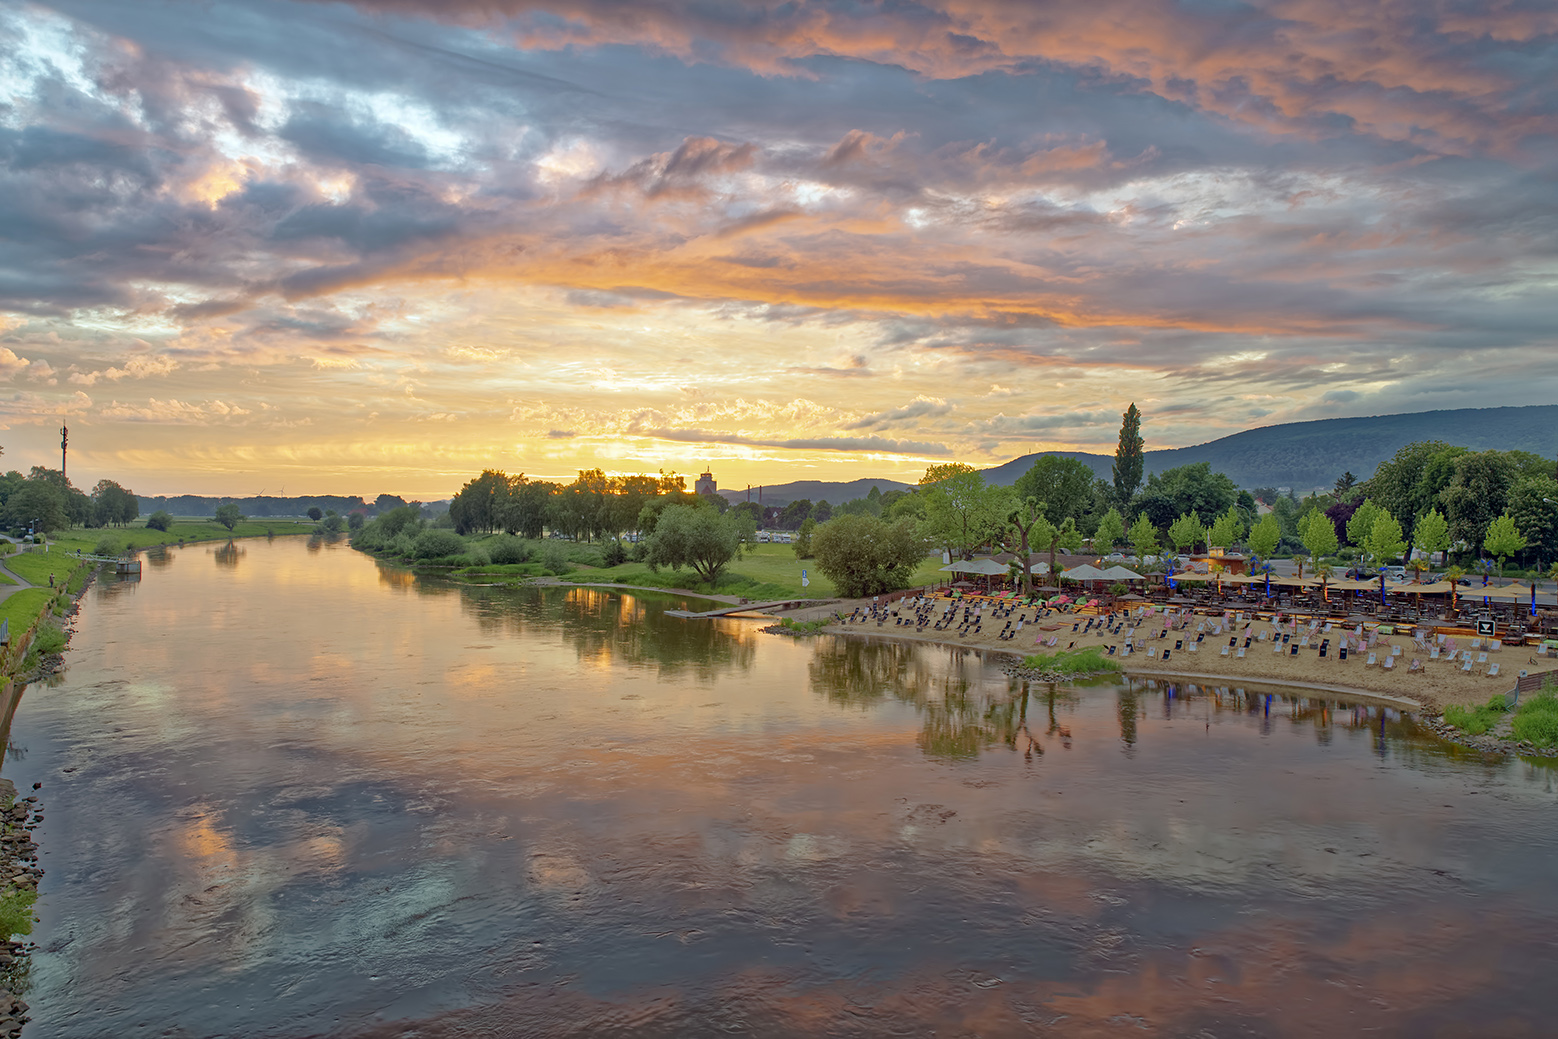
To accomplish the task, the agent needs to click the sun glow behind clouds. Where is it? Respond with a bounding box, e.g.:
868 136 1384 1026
0 0 1555 495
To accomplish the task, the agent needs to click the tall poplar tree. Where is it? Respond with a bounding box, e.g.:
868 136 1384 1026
1112 403 1145 511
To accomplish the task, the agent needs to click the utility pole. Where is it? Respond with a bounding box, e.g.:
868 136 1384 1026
60 424 68 481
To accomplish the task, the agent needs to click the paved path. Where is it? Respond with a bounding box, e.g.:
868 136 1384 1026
0 547 35 605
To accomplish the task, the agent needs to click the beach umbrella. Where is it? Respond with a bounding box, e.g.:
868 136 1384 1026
1060 564 1111 581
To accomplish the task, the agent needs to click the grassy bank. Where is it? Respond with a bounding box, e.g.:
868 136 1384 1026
49 517 316 555
1019 647 1122 678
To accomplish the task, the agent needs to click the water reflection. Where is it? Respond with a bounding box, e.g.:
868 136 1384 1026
212 540 244 568
9 537 1558 1037
143 546 175 570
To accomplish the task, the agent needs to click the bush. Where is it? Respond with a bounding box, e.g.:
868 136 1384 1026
146 510 174 532
412 529 467 561
464 544 491 567
540 542 571 575
487 537 533 565
602 539 628 567
812 514 927 598
1511 691 1558 748
348 512 365 531
94 535 123 557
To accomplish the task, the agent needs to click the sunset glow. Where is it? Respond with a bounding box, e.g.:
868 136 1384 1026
3 0 1556 497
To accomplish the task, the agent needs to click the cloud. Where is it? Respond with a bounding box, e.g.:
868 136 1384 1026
641 428 949 455
845 395 952 429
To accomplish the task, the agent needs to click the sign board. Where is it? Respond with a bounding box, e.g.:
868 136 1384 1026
1477 617 1496 638
801 569 809 588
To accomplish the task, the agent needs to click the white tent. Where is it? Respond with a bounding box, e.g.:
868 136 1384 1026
939 558 1009 575
1028 561 1051 575
1099 565 1144 581
1060 564 1111 581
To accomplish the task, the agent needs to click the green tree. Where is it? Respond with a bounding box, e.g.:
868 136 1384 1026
793 517 816 560
1167 512 1204 554
1093 507 1126 551
214 503 244 531
1127 513 1159 559
1300 509 1339 567
1440 451 1519 547
1246 512 1281 561
812 515 928 598
91 479 139 527
1507 475 1558 568
918 463 1010 558
1482 513 1526 584
643 503 745 584
1014 456 1095 525
1345 498 1382 550
1135 462 1236 531
1412 507 1450 567
1112 403 1145 509
779 499 814 530
1363 512 1407 569
145 509 174 532
1037 515 1084 581
307 506 323 521
1208 505 1244 550
1005 497 1048 596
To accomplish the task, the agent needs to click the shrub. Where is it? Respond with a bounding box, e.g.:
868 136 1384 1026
412 529 467 561
1511 691 1558 748
540 542 571 575
487 537 533 565
602 539 628 567
389 531 417 558
348 512 365 531
464 544 491 567
146 510 174 532
94 535 123 557
1443 696 1506 736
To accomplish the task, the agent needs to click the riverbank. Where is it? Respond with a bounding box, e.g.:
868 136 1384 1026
0 778 38 1037
775 596 1548 714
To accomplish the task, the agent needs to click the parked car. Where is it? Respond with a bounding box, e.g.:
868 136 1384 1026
1383 566 1407 582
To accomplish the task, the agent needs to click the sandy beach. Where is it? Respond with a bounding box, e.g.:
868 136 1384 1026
783 594 1556 712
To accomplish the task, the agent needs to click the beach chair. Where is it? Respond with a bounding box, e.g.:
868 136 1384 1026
1461 651 1472 663
1477 652 1488 664
1487 663 1500 678
1437 633 1447 644
1430 647 1440 660
1273 641 1282 654
1339 647 1348 661
1162 650 1171 662
1299 637 1310 648
1237 647 1246 659
1221 645 1230 657
1367 652 1377 666
1461 658 1473 673
1188 642 1198 653
1409 658 1422 672
1383 655 1394 670
1319 646 1327 659
1290 645 1299 656
1147 647 1158 659
1392 645 1402 657
1175 639 1183 651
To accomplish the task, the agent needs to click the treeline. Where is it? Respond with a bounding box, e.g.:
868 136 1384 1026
135 493 418 518
0 468 140 532
447 469 704 539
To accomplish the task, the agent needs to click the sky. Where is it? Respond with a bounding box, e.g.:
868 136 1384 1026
2 0 1557 500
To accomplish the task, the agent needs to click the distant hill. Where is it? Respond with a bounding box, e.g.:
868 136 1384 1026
981 405 1558 491
717 477 914 509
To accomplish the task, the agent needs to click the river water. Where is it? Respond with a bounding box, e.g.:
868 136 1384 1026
6 535 1558 1037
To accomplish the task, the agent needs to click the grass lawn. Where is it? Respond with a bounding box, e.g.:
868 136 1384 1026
4 551 87 587
0 589 53 637
565 544 949 600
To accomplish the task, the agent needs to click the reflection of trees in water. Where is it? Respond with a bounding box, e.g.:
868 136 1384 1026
213 541 244 568
1129 678 1433 756
807 638 1048 760
452 584 756 679
143 546 175 570
93 574 141 601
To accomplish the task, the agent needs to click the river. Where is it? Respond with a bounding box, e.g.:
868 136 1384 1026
6 535 1558 1037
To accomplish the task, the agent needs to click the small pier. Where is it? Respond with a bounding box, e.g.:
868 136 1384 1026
667 598 826 619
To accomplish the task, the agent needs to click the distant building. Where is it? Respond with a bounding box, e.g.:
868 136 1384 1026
695 470 717 496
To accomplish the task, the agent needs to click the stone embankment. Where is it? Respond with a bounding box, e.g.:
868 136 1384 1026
0 778 39 1037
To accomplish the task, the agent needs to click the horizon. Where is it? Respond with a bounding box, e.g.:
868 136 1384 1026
5 2 1557 499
